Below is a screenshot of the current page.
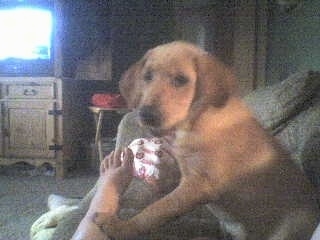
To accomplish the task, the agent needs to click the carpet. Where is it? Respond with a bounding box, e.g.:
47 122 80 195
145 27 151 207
0 164 98 240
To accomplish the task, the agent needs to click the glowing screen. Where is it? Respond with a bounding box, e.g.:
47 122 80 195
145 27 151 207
0 7 52 60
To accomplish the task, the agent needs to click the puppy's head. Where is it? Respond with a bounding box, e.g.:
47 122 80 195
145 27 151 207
119 41 238 134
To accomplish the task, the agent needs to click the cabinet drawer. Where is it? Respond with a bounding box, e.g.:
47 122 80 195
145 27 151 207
7 85 54 99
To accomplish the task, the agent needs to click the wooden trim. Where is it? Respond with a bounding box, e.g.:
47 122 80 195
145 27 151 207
255 0 268 89
233 0 257 95
233 0 268 95
55 78 64 178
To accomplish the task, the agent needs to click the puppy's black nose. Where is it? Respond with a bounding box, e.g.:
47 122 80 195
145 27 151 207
138 105 161 127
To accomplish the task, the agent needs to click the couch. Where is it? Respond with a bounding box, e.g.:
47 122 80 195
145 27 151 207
31 71 320 240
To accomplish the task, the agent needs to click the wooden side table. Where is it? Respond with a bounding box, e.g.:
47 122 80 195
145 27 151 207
89 106 129 163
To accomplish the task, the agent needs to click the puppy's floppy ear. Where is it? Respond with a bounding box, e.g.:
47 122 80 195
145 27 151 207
194 53 237 108
119 59 146 109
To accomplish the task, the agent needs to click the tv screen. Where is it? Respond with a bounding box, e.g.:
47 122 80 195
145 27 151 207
0 3 54 76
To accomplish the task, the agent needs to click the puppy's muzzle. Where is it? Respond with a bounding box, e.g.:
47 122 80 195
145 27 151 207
138 105 162 128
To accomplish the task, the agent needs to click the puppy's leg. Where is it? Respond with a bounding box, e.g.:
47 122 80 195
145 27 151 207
95 178 213 240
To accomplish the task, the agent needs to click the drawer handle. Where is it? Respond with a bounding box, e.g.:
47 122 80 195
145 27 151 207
23 89 38 96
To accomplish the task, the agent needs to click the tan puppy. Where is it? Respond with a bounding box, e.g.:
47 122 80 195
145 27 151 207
101 41 320 240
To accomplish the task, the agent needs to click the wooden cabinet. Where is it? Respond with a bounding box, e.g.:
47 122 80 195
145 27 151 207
0 77 66 177
3 101 55 159
0 77 116 178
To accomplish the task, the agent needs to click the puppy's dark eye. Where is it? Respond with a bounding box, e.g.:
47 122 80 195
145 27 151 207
144 71 153 82
172 75 189 87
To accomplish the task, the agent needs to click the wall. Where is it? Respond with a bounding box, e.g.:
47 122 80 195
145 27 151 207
60 0 111 80
60 0 176 84
266 0 320 84
111 0 175 82
173 1 234 66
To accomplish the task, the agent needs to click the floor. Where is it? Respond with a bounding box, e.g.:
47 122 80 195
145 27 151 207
0 164 98 240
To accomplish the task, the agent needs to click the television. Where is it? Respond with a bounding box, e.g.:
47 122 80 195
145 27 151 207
0 1 54 76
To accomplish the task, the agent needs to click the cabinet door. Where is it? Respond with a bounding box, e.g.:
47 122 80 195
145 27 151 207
3 101 55 158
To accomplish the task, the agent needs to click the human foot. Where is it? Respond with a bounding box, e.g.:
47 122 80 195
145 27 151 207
89 148 134 216
99 148 134 195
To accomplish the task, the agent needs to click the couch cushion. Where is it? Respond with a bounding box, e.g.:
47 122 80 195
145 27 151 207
244 71 320 130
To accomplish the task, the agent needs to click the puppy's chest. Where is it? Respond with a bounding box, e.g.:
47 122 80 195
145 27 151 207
174 138 216 179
